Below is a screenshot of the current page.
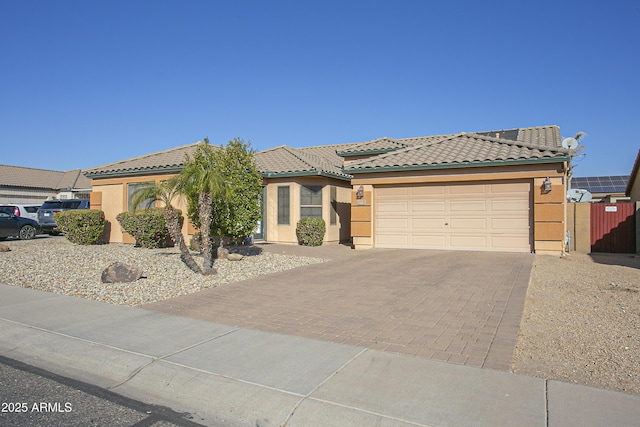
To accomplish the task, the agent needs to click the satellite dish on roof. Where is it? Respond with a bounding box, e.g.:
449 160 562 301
562 137 578 149
566 188 592 202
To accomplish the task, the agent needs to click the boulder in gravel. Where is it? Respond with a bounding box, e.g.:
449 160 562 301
0 244 10 252
217 246 229 259
101 262 143 283
227 253 244 261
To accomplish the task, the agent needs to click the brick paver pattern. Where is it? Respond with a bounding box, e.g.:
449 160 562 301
144 247 533 371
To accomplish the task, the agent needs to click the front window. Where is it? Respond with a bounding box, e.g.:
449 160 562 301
277 186 290 225
127 182 155 210
300 185 322 218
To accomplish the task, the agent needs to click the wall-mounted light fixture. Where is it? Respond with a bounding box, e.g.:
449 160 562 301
543 177 552 193
356 185 364 198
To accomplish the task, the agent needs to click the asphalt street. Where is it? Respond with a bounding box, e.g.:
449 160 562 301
0 356 207 427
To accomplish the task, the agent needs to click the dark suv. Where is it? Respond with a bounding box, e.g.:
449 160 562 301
37 199 90 234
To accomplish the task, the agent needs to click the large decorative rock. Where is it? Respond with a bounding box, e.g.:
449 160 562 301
0 244 10 252
101 262 143 283
227 253 244 261
217 246 229 259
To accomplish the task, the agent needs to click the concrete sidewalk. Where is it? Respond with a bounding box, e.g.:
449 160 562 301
1 284 639 427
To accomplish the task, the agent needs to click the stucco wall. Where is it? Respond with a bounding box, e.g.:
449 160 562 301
92 173 351 246
91 182 125 243
566 202 591 253
629 176 640 202
90 173 191 244
350 162 567 255
263 176 352 245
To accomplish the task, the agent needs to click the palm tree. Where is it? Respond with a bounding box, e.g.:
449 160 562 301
130 177 203 274
180 139 228 275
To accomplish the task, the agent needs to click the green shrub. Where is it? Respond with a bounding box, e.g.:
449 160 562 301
116 208 181 249
296 217 326 247
55 210 105 245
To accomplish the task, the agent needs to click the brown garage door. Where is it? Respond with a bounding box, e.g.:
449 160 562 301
375 181 532 252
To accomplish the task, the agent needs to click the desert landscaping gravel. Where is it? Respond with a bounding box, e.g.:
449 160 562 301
0 237 325 306
1 237 639 396
513 252 640 396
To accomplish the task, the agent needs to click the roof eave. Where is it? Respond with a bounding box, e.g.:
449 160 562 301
0 184 57 191
337 148 398 157
84 166 184 179
346 156 570 174
261 170 352 181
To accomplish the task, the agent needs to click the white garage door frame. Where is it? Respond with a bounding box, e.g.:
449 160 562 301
374 180 533 252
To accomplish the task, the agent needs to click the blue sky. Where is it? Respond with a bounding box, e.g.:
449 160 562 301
2 1 638 178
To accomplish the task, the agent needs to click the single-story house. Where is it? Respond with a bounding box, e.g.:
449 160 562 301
84 125 570 255
0 164 92 204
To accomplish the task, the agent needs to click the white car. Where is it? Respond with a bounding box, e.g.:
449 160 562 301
0 204 41 222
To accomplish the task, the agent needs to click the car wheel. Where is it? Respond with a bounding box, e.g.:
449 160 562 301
19 225 36 240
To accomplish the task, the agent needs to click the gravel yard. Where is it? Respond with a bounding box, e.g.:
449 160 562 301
513 252 640 396
1 237 639 396
0 237 325 306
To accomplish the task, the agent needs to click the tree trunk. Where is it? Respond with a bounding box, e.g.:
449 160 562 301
199 192 216 275
163 207 202 274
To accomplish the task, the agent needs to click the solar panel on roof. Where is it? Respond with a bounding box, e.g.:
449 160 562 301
571 176 629 193
476 130 519 141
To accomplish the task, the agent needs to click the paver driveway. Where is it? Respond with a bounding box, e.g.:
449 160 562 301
144 245 533 371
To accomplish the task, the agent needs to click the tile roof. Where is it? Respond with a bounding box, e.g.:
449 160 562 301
337 125 562 157
0 165 91 190
344 132 570 173
337 137 413 155
84 143 201 177
476 125 562 148
85 141 355 180
255 144 352 180
83 125 566 180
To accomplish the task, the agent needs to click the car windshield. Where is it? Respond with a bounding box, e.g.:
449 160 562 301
0 207 13 216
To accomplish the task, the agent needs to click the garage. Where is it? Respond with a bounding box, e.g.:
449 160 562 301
375 181 532 252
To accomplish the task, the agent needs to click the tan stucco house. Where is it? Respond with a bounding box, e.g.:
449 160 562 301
84 125 570 255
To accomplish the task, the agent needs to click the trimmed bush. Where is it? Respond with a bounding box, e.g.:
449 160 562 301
55 210 105 245
296 217 326 247
116 208 181 249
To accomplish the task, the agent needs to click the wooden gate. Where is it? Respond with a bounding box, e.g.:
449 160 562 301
590 203 636 253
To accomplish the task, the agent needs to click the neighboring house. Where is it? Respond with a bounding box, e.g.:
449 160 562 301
626 150 640 202
85 125 571 255
0 165 92 204
571 176 630 203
